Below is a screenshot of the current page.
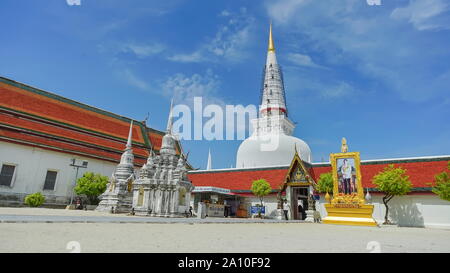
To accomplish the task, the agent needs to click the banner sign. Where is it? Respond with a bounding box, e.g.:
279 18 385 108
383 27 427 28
250 206 265 214
192 186 233 195
207 204 225 217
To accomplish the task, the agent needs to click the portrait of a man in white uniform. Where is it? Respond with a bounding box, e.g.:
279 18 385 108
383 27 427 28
337 158 357 194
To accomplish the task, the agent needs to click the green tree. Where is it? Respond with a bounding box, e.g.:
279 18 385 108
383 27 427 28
430 161 450 201
316 172 334 196
74 172 109 205
24 192 46 207
251 179 272 217
372 164 412 224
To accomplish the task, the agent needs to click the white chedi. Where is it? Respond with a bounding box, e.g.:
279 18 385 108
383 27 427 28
236 134 312 168
236 24 312 168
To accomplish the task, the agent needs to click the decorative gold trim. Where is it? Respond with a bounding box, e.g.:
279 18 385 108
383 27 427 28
284 147 314 186
286 182 310 187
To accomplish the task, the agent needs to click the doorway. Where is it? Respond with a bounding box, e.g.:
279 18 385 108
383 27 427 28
292 187 309 220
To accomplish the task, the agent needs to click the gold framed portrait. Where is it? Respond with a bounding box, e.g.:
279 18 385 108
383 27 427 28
330 152 364 201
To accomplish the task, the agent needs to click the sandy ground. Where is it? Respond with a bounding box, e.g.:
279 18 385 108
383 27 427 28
0 207 121 217
0 222 449 253
0 207 449 253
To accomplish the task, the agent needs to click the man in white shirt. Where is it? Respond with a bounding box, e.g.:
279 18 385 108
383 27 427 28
283 200 290 220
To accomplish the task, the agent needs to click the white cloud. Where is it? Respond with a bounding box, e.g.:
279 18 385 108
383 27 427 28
160 69 223 106
321 82 354 99
264 0 450 102
122 69 150 91
168 8 255 64
167 51 205 63
121 43 165 58
391 0 450 31
266 0 310 24
286 53 327 69
220 10 231 17
160 70 255 139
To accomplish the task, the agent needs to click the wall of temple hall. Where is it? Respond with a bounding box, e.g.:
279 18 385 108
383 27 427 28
316 194 450 228
0 141 116 206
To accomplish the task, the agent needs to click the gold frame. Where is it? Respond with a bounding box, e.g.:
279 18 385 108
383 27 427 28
330 152 364 202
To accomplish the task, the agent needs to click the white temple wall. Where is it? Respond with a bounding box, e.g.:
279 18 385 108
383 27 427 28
316 194 450 229
244 195 279 218
0 141 116 206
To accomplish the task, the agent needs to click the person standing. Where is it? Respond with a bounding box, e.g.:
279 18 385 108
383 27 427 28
298 204 306 220
283 200 290 220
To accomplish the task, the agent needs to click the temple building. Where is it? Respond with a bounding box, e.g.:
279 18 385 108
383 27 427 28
187 25 450 228
0 76 185 207
0 24 449 227
236 24 312 168
130 101 194 217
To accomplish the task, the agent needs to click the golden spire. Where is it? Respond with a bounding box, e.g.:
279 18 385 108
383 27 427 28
268 22 275 52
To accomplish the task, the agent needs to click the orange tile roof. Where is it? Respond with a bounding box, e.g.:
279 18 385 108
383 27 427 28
0 77 181 165
188 157 450 192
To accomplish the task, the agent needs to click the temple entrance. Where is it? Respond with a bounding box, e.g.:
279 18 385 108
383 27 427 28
291 187 308 220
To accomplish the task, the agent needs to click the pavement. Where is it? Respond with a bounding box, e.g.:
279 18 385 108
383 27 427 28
0 207 449 253
0 207 302 224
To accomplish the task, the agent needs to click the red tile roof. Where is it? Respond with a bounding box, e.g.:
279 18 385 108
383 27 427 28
188 157 450 192
0 77 181 165
188 167 289 191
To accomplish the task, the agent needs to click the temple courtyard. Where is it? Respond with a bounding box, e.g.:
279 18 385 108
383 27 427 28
0 208 448 253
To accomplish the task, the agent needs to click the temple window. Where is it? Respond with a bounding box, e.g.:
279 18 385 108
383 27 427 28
0 164 16 187
43 170 58 191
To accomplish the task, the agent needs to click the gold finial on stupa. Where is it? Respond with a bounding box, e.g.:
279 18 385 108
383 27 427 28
341 137 348 153
268 22 275 52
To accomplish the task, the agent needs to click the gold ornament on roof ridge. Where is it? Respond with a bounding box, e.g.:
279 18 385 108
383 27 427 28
341 137 348 153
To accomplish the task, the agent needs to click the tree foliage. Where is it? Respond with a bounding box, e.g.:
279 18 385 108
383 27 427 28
372 164 412 224
74 172 108 205
430 161 450 201
251 179 272 216
24 192 46 207
316 172 334 194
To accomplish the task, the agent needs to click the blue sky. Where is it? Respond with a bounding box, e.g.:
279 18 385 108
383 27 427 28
1 0 449 169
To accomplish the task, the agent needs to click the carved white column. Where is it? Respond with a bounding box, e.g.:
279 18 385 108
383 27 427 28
163 186 170 216
155 188 162 216
171 187 179 216
150 186 156 216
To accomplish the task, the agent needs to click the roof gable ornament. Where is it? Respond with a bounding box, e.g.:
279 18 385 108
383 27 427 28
284 144 315 186
341 137 348 153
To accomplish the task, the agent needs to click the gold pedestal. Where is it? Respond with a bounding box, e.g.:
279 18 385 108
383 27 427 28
322 204 378 227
